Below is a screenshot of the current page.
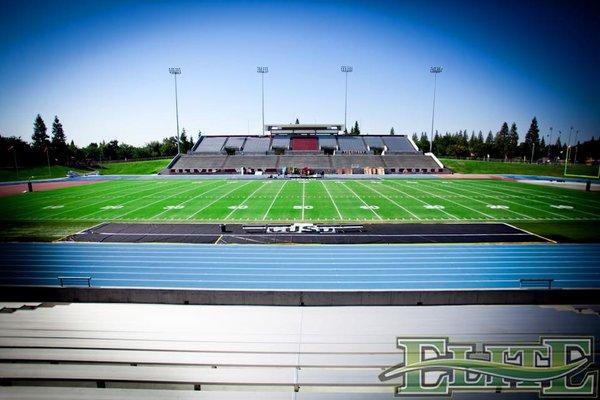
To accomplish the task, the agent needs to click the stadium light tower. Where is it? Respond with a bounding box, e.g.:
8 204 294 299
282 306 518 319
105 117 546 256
169 67 182 155
257 67 269 135
429 66 443 153
340 66 353 133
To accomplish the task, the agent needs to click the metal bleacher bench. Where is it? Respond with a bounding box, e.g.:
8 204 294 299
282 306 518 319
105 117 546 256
519 278 554 289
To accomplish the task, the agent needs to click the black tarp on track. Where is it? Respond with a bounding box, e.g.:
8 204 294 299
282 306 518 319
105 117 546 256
65 222 549 244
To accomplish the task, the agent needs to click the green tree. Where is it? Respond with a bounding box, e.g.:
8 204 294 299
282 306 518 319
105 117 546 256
349 121 360 135
31 114 49 151
390 127 395 136
179 128 189 153
50 116 68 164
495 122 509 159
524 117 540 161
295 118 300 124
507 123 519 158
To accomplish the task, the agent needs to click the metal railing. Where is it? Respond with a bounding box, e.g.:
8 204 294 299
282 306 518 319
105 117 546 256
58 276 92 287
519 278 554 289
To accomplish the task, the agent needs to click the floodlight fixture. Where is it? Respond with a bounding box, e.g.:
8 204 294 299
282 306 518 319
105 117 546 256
257 66 269 73
430 66 443 74
341 66 353 73
169 68 181 75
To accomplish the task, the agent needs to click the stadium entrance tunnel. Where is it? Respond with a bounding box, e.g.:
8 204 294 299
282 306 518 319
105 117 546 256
65 222 549 244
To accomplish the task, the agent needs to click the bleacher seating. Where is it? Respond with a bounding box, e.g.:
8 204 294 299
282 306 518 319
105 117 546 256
164 134 445 174
318 136 338 150
363 136 386 150
279 155 332 169
223 136 246 151
223 155 278 170
243 137 271 153
270 135 290 150
337 136 367 153
194 136 227 153
291 137 318 151
382 136 417 153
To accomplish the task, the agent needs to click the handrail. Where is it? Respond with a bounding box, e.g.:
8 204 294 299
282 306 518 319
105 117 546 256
519 278 553 289
58 276 92 287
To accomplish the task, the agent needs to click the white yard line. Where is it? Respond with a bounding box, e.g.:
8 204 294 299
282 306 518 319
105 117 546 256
395 181 488 219
301 181 306 220
224 182 268 219
45 182 159 218
262 181 288 220
458 182 572 219
383 181 459 220
150 181 227 219
487 181 600 206
356 181 420 220
185 181 254 220
427 181 532 220
64 184 166 219
478 182 600 212
114 182 208 219
340 182 383 220
321 181 343 220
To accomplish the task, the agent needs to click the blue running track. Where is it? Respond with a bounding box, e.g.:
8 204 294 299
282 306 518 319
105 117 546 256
0 242 599 291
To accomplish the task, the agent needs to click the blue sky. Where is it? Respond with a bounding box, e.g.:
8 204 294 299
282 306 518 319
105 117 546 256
0 0 599 146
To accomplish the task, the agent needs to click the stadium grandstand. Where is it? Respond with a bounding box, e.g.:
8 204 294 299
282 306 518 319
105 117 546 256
162 124 446 175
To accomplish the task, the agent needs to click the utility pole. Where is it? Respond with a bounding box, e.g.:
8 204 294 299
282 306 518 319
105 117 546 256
257 67 269 135
169 68 182 155
429 66 443 153
340 66 353 133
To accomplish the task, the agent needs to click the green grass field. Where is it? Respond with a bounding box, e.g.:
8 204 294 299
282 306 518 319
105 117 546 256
0 165 91 182
99 158 170 175
1 178 598 224
441 158 599 177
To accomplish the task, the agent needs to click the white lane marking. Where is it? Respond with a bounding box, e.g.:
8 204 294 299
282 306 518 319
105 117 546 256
100 205 123 210
262 181 287 221
164 205 185 210
424 205 444 210
294 205 313 209
43 205 64 209
227 205 248 210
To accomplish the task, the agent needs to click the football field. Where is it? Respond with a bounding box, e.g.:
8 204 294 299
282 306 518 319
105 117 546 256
0 178 598 222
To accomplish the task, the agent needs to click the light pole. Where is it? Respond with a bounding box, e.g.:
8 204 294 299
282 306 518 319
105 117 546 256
341 66 353 133
169 67 182 155
574 129 579 163
257 67 268 135
429 66 443 153
547 126 553 159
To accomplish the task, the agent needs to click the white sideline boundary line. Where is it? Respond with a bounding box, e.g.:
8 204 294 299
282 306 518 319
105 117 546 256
185 181 254 220
301 180 306 220
356 181 420 220
321 181 343 220
340 182 383 220
262 181 287 220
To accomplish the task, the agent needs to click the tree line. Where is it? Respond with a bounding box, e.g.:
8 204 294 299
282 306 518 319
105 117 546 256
1 114 196 168
408 117 599 163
